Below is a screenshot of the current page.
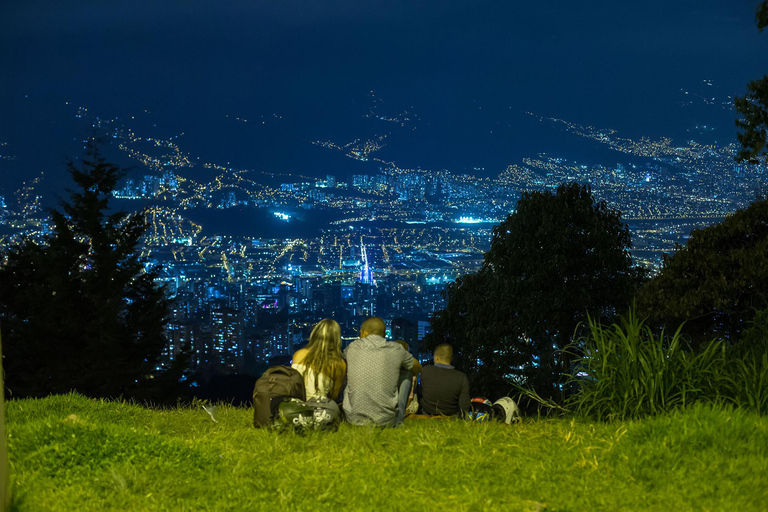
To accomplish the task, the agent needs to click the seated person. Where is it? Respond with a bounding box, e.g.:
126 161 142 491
291 318 346 401
419 344 470 417
395 340 422 417
343 317 414 427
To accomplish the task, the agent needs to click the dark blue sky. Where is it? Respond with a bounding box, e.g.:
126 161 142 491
1 0 766 193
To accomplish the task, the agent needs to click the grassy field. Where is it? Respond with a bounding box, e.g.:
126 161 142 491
5 393 767 511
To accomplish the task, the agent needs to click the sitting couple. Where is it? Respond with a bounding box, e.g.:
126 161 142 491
292 316 470 426
291 316 415 427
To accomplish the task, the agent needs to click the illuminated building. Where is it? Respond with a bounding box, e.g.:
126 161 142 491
211 307 244 374
359 237 374 285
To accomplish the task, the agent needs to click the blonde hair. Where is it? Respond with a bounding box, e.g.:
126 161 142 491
303 318 346 399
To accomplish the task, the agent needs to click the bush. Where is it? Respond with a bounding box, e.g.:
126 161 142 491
565 310 764 421
723 351 768 415
635 198 768 349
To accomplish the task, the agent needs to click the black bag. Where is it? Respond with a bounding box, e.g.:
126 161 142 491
252 365 306 428
271 396 342 432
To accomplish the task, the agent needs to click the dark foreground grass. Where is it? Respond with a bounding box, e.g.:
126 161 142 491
5 394 768 511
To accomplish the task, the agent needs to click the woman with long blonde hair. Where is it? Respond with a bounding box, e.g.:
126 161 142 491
291 318 346 400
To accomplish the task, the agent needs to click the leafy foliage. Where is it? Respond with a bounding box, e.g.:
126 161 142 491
735 76 768 165
566 311 768 420
567 312 729 421
424 270 529 396
427 183 642 399
725 309 768 414
636 198 768 348
0 142 170 399
757 0 768 32
735 0 768 165
724 350 768 415
735 307 768 358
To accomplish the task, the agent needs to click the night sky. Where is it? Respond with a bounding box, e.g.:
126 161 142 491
1 0 766 195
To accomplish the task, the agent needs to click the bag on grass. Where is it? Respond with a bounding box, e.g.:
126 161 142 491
405 394 419 417
271 396 341 432
466 397 495 421
252 365 306 428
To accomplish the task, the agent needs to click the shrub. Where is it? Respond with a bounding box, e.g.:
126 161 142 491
723 351 768 415
566 310 733 421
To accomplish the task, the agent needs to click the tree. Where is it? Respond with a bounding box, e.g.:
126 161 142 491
735 1 768 165
426 183 641 399
636 198 768 349
735 307 768 358
0 142 170 398
425 270 527 397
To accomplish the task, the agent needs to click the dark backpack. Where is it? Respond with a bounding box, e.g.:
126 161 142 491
271 396 342 432
252 366 306 428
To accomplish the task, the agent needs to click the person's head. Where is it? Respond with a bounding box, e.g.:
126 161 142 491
307 318 341 356
360 316 386 338
434 344 453 365
304 318 345 398
395 340 409 352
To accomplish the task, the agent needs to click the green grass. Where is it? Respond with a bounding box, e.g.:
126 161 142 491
5 393 768 511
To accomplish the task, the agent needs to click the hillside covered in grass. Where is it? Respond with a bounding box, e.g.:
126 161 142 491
5 394 767 511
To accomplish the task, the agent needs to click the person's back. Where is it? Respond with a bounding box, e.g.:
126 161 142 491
343 317 414 427
291 319 346 401
420 344 470 417
291 359 333 400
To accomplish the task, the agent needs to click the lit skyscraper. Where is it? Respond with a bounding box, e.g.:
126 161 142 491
359 237 373 285
210 307 243 374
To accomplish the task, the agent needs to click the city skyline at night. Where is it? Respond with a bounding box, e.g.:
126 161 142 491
2 0 767 373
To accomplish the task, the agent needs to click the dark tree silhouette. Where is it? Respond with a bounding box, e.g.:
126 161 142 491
426 183 642 400
636 198 768 349
0 142 171 398
735 1 768 165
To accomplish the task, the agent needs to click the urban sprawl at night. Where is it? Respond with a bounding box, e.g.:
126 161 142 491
0 105 764 381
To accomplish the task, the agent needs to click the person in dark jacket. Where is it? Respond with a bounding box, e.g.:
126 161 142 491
419 344 470 417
